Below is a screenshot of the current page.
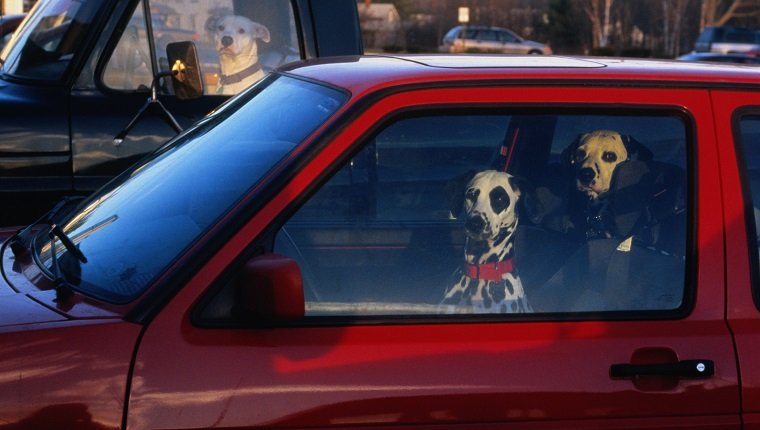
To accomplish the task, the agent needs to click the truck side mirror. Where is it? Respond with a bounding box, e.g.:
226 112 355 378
166 41 204 100
236 254 305 322
113 42 202 145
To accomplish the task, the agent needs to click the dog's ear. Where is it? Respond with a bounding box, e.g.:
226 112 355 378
446 170 476 219
622 135 654 161
560 133 585 167
205 9 231 34
252 22 271 43
509 176 548 225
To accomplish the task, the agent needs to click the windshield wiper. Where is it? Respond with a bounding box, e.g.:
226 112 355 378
47 228 76 302
9 196 87 263
8 196 87 302
49 224 88 263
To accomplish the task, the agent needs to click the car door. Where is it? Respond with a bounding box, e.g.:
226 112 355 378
128 85 739 429
714 90 760 429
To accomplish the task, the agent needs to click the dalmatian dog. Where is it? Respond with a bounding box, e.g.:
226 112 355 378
440 170 533 314
214 15 271 95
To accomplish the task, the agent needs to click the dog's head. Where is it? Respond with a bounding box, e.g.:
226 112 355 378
461 170 523 242
214 15 270 59
564 130 652 200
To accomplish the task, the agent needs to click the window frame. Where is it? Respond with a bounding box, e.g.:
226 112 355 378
193 101 699 328
731 108 760 311
96 0 304 95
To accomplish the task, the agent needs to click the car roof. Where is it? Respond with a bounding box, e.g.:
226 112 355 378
283 54 760 97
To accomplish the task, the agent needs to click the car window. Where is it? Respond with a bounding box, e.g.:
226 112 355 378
498 30 519 43
478 29 498 42
1 0 105 80
737 115 760 307
462 28 478 39
722 27 756 43
443 26 459 43
103 0 299 95
274 110 690 318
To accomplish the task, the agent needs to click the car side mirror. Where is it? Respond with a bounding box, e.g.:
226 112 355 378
236 254 305 322
166 41 204 100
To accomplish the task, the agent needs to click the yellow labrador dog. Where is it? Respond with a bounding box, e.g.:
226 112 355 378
214 15 271 95
571 130 630 200
562 129 654 240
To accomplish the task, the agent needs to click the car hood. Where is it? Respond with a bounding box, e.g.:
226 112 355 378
0 228 69 327
0 291 68 327
0 227 124 327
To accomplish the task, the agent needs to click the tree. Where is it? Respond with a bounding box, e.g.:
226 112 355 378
700 0 760 28
543 0 590 53
581 0 616 48
662 0 691 56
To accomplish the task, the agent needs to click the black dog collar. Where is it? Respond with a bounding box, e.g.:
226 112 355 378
219 63 263 86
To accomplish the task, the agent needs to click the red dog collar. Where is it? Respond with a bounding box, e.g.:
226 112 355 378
463 259 514 282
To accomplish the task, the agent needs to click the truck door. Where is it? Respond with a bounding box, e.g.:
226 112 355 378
69 0 361 192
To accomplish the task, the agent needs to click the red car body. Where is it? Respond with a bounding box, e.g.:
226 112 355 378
1 55 760 429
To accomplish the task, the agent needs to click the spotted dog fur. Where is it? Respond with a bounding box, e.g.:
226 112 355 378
440 170 532 314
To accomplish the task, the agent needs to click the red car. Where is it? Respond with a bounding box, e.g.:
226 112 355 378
1 54 760 429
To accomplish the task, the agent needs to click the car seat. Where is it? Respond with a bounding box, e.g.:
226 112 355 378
529 159 687 312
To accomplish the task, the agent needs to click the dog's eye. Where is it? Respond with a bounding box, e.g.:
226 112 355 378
217 25 225 31
238 28 246 34
489 187 510 214
575 149 586 163
465 188 479 202
602 151 618 162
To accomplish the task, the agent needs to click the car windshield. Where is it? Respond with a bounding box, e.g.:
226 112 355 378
32 75 347 303
0 0 105 80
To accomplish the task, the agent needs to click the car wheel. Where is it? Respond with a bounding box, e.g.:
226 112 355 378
528 50 543 55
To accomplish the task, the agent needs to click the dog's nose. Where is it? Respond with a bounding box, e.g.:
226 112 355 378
221 35 233 47
465 216 486 235
577 167 596 185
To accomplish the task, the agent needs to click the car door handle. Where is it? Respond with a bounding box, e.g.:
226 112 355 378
610 359 714 379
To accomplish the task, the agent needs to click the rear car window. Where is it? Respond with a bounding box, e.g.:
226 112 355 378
275 109 690 318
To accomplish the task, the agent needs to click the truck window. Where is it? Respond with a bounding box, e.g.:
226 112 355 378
1 0 105 80
103 0 299 95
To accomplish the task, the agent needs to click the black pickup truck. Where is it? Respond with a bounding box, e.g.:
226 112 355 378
0 0 362 225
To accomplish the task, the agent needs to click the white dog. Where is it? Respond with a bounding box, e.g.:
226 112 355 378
440 170 532 314
214 15 271 95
